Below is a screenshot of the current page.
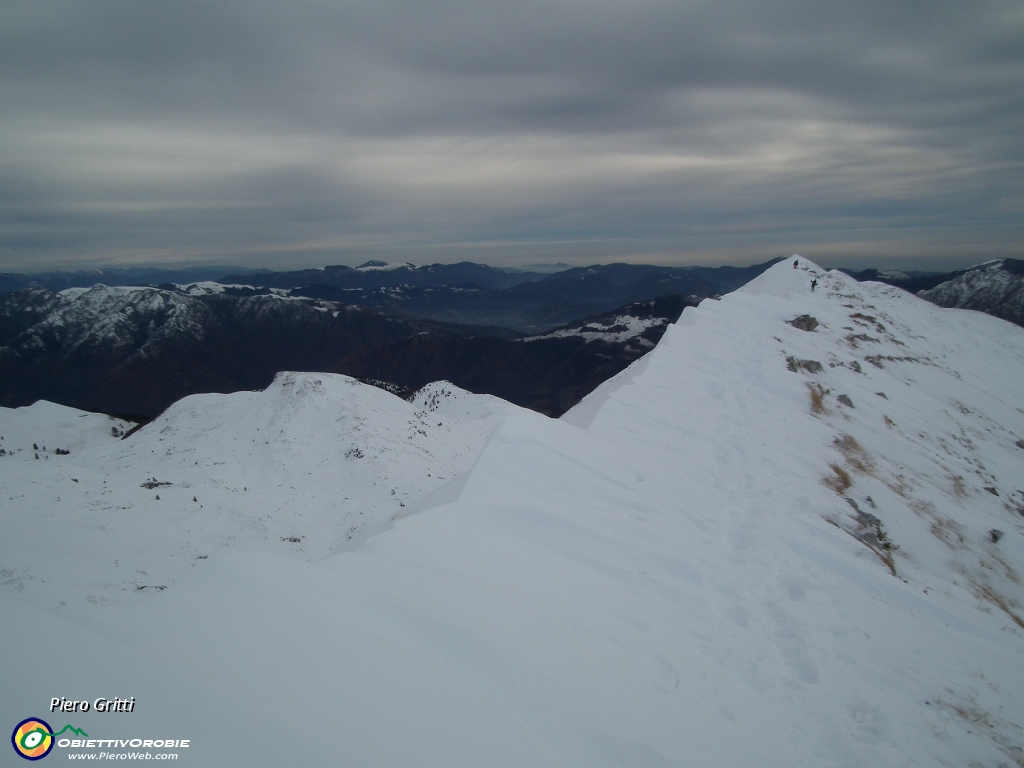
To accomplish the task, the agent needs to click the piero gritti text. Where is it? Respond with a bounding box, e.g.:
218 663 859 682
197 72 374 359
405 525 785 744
51 696 136 713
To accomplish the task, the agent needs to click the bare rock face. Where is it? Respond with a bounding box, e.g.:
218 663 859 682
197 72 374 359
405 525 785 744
786 356 824 374
787 314 819 332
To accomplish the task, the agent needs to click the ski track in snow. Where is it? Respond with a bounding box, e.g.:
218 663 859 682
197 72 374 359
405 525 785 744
2 257 1024 767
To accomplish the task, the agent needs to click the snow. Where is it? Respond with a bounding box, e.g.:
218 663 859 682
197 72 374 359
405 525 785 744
32 284 211 352
919 259 1024 327
11 284 354 365
177 281 235 295
524 313 665 345
178 282 297 298
58 284 154 300
3 257 1024 766
0 400 132 454
0 373 500 611
355 261 417 272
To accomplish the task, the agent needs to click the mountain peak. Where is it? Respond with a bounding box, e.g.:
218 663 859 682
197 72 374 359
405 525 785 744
919 257 1024 327
4 253 1024 765
355 260 416 271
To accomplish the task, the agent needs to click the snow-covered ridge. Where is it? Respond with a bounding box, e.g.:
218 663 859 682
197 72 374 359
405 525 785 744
59 284 154 300
175 281 290 296
3 257 1023 766
918 258 1024 328
9 283 347 356
60 280 320 299
0 372 501 609
570 256 1024 624
356 260 416 272
38 284 215 353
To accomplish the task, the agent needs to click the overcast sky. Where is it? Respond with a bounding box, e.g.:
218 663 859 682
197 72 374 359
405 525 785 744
1 0 1021 273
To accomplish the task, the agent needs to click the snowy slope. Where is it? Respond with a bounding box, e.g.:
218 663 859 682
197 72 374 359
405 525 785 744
3 257 1024 767
36 284 216 354
0 373 500 611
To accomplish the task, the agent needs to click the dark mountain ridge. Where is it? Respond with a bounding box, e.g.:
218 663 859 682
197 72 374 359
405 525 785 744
334 295 695 416
3 255 1021 426
0 285 510 418
506 263 725 303
0 265 272 295
0 285 690 419
849 258 1024 328
270 260 781 331
0 259 785 334
276 261 779 332
681 257 787 291
287 283 604 333
915 259 1024 328
218 261 549 291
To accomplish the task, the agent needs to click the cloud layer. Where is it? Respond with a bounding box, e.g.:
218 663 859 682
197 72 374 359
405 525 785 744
2 0 1022 271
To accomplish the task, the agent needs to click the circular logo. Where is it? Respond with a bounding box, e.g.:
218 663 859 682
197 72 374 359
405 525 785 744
11 718 54 761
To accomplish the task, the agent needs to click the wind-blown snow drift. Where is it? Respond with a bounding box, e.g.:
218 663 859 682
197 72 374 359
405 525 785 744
2 257 1023 767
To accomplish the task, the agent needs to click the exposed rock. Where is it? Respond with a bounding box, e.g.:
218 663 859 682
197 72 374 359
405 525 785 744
786 356 824 374
788 314 819 332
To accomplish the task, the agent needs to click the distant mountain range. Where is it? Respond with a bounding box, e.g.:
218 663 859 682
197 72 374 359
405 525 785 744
3 255 1021 422
0 265 273 295
334 295 694 416
0 283 691 418
6 256 1021 330
848 259 1024 328
215 259 786 330
0 285 499 417
219 260 550 292
0 258 783 335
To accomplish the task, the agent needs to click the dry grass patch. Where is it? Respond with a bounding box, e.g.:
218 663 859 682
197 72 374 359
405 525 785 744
936 691 1024 768
970 580 1024 632
834 434 875 474
807 382 829 414
982 550 1021 585
949 474 967 498
932 518 966 548
824 464 853 494
883 473 912 498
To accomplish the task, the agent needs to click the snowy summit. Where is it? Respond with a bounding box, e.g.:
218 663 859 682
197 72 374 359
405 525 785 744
355 260 417 272
2 257 1023 766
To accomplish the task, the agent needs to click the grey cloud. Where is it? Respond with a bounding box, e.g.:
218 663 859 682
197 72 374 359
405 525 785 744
7 0 1020 133
0 0 1021 271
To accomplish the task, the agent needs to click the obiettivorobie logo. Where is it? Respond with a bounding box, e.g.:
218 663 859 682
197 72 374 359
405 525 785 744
12 717 191 761
11 719 88 761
